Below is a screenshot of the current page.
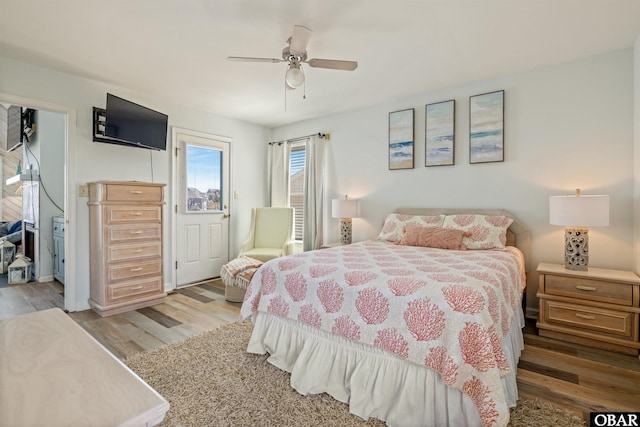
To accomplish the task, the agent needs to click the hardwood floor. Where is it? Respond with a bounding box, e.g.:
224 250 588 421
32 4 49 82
68 280 242 359
518 320 640 422
0 280 65 320
1 279 638 424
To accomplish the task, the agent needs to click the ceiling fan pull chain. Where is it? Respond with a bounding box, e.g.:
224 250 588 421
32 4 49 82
284 77 288 112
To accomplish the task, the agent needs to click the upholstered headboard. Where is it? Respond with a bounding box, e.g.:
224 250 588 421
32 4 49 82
393 208 531 272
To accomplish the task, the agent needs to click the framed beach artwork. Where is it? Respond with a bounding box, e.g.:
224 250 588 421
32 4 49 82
388 108 414 170
469 90 504 164
425 100 455 166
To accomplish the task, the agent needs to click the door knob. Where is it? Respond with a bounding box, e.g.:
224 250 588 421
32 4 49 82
223 213 230 219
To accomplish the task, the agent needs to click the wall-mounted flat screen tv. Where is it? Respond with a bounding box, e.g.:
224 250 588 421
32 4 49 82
103 94 168 151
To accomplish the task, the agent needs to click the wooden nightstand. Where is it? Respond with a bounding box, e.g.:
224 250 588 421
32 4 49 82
537 262 640 356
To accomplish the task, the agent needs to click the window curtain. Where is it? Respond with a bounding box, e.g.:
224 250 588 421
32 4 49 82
302 135 326 251
268 142 290 207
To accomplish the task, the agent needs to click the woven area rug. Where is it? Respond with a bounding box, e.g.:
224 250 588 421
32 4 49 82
124 321 586 427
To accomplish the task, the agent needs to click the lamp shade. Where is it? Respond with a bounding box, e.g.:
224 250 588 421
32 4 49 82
549 194 609 227
285 66 305 88
332 198 358 219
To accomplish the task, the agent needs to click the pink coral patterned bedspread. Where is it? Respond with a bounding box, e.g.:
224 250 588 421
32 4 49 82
240 240 527 427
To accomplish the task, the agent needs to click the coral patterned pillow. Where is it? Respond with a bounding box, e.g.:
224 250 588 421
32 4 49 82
399 226 467 250
377 214 445 243
442 215 514 250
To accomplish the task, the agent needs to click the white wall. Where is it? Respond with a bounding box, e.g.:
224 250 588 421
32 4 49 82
272 49 635 316
634 34 640 274
0 55 270 311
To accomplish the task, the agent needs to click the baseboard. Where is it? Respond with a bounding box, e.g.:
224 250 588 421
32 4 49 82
75 300 91 311
37 274 54 283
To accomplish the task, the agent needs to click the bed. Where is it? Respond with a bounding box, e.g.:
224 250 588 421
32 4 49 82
240 208 530 427
0 221 23 245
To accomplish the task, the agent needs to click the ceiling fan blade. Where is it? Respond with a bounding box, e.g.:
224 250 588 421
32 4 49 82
227 56 285 63
289 25 312 54
306 58 358 71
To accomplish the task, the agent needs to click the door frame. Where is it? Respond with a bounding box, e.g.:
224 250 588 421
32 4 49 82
0 92 76 311
170 126 232 290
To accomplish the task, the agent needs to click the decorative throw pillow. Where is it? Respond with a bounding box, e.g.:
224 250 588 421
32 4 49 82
442 214 514 250
399 226 467 250
377 214 445 243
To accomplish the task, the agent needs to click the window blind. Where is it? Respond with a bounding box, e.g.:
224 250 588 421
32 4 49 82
289 146 306 241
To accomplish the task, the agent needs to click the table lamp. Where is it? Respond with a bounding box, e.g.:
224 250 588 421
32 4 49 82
549 189 609 271
332 195 358 245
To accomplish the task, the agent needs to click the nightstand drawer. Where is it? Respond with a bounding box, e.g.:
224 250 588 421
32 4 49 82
544 274 633 306
542 299 634 339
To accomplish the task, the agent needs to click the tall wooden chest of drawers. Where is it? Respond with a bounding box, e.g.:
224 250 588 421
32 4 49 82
88 181 166 317
537 262 640 356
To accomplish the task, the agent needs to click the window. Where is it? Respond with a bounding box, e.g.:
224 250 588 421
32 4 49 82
185 144 222 213
289 146 306 240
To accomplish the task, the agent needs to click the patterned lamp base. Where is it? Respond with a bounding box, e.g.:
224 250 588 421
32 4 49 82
339 218 352 245
564 227 589 271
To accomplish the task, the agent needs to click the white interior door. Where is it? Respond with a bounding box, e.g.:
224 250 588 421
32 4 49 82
175 130 230 287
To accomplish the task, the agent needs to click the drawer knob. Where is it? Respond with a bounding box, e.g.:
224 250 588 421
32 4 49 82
130 231 143 234
130 285 144 290
129 190 143 194
130 267 144 272
131 249 143 253
575 285 597 291
129 212 143 216
575 313 596 320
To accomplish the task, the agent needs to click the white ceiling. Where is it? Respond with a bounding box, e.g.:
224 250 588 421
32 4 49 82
1 1 639 128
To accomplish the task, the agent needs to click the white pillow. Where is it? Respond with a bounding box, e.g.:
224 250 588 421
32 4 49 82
378 214 445 242
442 214 513 250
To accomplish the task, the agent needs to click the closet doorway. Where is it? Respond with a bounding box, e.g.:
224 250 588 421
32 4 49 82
0 92 76 312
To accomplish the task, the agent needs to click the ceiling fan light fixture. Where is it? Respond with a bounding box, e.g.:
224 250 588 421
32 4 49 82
285 64 305 88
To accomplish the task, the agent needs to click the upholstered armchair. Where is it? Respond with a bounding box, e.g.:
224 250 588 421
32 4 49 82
239 207 295 262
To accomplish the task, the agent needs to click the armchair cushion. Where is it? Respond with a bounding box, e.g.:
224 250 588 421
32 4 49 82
240 248 284 263
239 207 295 262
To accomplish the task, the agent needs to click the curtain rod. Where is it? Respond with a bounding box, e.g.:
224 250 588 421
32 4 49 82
268 132 330 145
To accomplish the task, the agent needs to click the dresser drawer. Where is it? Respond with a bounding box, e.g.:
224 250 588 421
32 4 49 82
542 299 634 339
103 184 163 202
105 206 161 224
107 259 162 283
544 274 633 306
107 242 161 263
106 223 162 244
106 276 163 304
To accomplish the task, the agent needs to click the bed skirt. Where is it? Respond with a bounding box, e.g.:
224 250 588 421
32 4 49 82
246 307 525 427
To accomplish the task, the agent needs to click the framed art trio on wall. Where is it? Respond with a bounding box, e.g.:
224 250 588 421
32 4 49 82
388 90 504 169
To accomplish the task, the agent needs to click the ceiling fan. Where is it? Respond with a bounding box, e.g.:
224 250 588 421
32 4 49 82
227 25 358 91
